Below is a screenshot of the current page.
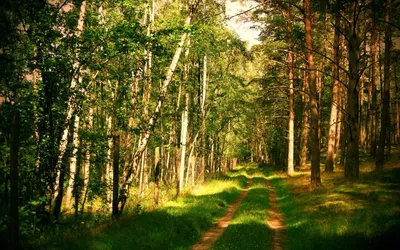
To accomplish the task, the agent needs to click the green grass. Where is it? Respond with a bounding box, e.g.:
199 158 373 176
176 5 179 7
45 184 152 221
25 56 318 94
30 165 249 250
268 164 400 250
212 170 272 250
29 159 400 250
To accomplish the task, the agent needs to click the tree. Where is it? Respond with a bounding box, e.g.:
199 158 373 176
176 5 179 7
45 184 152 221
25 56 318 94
286 3 295 176
52 1 87 222
9 109 20 249
344 0 363 180
325 0 341 172
303 0 321 186
376 0 392 170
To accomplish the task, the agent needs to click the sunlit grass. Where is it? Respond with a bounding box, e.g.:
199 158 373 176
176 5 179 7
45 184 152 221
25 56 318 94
212 173 272 250
30 165 250 250
269 151 400 250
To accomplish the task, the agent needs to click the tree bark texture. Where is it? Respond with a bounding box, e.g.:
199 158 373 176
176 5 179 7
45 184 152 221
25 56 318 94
52 1 87 219
300 65 309 169
10 109 20 249
286 4 295 176
303 0 321 186
345 2 361 180
325 6 340 172
370 18 378 157
200 55 208 182
119 1 199 214
376 0 391 170
65 115 80 209
112 134 120 218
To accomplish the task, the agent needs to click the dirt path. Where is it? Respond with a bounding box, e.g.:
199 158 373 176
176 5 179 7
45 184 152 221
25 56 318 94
190 176 253 250
265 176 286 250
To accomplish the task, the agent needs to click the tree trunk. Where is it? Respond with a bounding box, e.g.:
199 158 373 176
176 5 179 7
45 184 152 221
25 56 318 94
80 105 93 214
105 114 113 206
112 134 120 218
344 2 361 180
376 0 391 170
334 87 343 162
51 1 87 220
154 147 160 206
396 70 400 146
370 18 378 157
178 38 190 196
200 55 208 182
119 1 199 214
303 0 321 186
286 5 295 176
300 65 309 169
325 6 340 172
65 115 80 210
9 109 20 249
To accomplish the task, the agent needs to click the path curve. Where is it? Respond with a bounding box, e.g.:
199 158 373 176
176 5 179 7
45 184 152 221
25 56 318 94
265 176 286 250
190 176 253 250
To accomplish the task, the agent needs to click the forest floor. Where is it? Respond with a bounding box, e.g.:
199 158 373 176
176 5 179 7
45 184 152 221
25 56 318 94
31 153 400 250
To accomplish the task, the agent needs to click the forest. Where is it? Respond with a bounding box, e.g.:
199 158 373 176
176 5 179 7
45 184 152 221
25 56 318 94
0 0 399 249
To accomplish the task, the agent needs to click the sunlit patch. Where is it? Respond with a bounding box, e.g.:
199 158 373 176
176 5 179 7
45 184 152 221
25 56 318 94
192 181 241 196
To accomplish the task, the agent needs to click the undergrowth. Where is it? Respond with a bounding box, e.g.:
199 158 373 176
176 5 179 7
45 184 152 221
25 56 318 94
268 158 400 250
212 170 272 250
29 165 249 249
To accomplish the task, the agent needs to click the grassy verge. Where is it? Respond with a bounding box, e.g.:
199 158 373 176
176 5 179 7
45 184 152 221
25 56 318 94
268 161 400 250
31 165 249 250
212 169 272 250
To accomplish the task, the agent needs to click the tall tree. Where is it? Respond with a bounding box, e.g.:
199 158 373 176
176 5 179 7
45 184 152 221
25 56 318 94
376 0 392 170
9 109 20 249
344 1 362 180
325 0 341 172
119 0 200 214
303 0 321 186
286 3 295 176
370 16 379 157
52 1 87 221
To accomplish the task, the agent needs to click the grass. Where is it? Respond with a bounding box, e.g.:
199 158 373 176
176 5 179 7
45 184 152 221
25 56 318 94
30 165 249 250
29 153 400 250
268 154 400 250
212 170 272 250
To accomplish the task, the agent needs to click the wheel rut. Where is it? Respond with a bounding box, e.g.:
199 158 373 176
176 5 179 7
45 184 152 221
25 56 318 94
190 170 286 250
190 175 253 250
265 176 286 250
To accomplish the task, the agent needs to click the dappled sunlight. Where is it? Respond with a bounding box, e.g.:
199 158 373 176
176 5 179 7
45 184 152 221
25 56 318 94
192 180 242 197
270 162 400 250
211 169 273 250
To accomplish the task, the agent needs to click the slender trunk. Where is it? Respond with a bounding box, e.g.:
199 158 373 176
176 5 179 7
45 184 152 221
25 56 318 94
33 47 40 170
370 18 378 157
178 39 190 196
366 56 372 149
303 0 321 186
154 147 160 206
376 0 391 170
105 115 113 205
200 55 208 182
300 65 309 169
52 1 87 220
65 115 80 209
80 105 93 214
112 134 120 218
396 71 400 146
325 7 340 172
119 2 199 214
10 109 20 249
359 31 367 147
334 88 343 162
345 2 361 180
286 4 295 175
